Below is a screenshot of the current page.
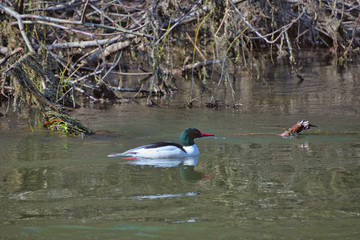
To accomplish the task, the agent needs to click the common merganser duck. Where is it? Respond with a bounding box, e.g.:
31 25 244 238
108 128 214 158
280 120 317 137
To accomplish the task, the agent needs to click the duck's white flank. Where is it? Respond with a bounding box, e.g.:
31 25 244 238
108 144 199 158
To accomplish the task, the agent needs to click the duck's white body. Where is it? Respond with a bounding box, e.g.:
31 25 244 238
108 142 199 159
108 128 213 159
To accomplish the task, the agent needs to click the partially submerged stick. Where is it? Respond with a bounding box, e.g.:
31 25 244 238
234 120 317 138
279 120 317 137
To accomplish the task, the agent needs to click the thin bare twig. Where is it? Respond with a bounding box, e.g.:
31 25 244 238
185 31 206 61
0 47 23 66
80 0 90 23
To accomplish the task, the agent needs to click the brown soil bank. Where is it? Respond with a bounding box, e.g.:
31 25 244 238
0 0 359 134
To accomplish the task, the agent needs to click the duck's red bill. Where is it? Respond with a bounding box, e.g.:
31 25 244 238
200 132 214 137
124 157 140 161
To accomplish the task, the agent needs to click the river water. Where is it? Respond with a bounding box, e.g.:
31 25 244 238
1 53 359 239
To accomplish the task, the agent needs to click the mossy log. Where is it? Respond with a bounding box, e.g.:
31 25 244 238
8 52 94 136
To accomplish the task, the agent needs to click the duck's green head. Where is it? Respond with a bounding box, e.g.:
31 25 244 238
179 128 214 146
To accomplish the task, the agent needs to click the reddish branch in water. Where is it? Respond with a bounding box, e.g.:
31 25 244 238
234 120 317 138
279 120 317 137
43 118 65 128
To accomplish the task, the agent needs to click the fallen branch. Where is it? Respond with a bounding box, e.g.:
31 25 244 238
178 59 222 73
34 36 129 51
85 40 131 66
0 47 23 66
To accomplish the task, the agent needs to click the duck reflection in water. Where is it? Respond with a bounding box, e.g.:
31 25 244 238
125 155 206 181
179 159 205 181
